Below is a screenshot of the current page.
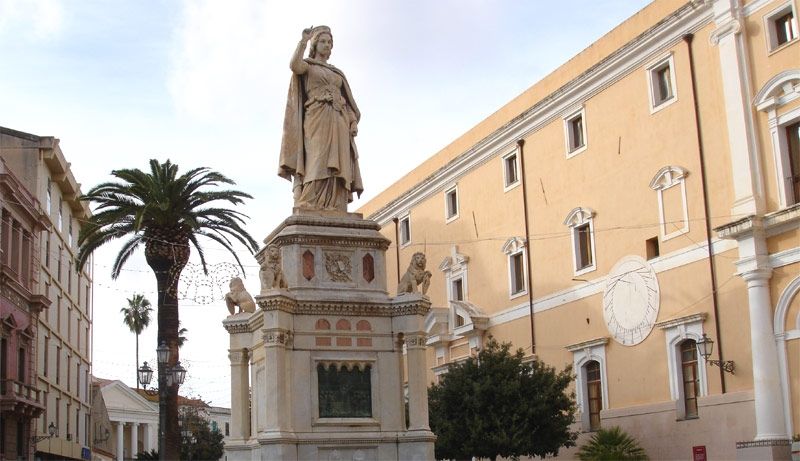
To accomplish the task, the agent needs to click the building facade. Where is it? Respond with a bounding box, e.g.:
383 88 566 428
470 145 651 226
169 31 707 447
0 158 49 460
0 127 94 460
359 0 800 459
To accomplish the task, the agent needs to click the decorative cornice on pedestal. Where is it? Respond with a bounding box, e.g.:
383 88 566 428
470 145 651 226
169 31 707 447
656 312 707 330
256 292 297 313
271 235 390 250
228 349 249 364
223 312 258 334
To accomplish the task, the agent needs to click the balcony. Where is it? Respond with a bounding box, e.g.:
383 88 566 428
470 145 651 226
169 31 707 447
0 379 45 417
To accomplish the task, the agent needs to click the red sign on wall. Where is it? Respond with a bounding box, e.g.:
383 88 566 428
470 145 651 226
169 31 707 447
693 445 707 461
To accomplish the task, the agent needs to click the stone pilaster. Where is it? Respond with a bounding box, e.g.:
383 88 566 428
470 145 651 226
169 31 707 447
228 349 250 439
405 332 430 431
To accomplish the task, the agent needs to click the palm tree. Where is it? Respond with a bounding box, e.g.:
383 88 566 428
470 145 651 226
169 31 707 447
121 293 153 389
76 159 258 460
577 426 649 461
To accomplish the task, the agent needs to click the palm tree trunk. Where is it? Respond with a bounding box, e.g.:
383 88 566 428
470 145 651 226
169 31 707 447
146 235 189 461
136 334 140 390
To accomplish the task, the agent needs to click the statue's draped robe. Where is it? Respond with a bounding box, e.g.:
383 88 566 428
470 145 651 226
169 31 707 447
279 58 363 210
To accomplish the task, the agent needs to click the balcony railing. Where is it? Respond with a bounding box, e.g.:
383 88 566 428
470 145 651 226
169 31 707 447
0 379 44 414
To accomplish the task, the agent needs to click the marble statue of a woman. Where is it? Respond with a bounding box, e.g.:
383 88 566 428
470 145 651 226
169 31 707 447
278 25 363 212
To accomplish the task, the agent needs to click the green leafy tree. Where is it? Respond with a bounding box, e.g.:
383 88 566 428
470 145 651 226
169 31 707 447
77 159 258 460
577 426 649 461
179 405 225 461
429 338 578 461
135 449 158 460
121 293 152 389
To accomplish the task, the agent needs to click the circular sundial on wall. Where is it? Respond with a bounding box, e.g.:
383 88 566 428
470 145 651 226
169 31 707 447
602 255 660 346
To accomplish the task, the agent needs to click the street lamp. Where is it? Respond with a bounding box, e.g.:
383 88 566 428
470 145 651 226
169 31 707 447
157 341 170 461
138 361 154 390
31 422 57 445
696 333 735 374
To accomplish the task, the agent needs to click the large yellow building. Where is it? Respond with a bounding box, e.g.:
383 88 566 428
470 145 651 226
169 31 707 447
359 0 800 459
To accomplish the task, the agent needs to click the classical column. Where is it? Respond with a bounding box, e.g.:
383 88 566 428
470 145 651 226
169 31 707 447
405 332 430 431
228 349 250 439
263 328 290 431
742 267 789 440
142 423 151 452
115 421 124 461
130 422 139 457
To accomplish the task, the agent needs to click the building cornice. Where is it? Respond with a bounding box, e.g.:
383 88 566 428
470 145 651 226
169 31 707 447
367 1 712 225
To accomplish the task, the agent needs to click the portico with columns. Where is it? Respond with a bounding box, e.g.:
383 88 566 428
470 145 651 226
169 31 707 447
98 379 158 460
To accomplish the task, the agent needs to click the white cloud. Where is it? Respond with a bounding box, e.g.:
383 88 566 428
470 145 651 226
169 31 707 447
0 0 63 40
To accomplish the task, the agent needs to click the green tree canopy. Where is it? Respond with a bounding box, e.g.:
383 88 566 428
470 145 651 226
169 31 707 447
120 293 152 388
179 405 225 461
428 338 578 461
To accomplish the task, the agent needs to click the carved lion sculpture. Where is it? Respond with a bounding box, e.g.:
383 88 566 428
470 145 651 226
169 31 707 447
225 277 256 315
397 252 432 295
260 244 287 294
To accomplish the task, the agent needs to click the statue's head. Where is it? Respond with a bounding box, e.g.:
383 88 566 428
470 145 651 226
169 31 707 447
229 277 244 291
309 25 333 59
267 244 281 259
412 252 426 269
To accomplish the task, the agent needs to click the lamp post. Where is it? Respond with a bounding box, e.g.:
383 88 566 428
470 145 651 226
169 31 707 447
156 341 169 461
138 344 188 460
696 333 735 374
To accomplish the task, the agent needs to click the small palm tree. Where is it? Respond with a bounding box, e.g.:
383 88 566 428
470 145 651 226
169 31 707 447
121 293 153 389
77 159 258 460
577 426 649 461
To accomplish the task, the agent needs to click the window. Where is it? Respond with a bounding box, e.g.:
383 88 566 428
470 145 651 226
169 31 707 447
56 346 61 385
57 247 62 282
566 337 608 432
586 361 602 430
503 237 528 298
445 186 459 221
755 72 800 207
647 53 677 111
787 121 800 204
646 236 660 260
58 202 62 232
656 313 707 420
765 2 798 50
43 337 49 377
564 108 587 156
225 422 230 436
503 150 520 189
18 348 25 383
68 220 73 248
564 207 597 275
649 166 690 240
680 340 699 418
44 231 50 267
46 179 52 215
440 245 470 331
398 214 411 246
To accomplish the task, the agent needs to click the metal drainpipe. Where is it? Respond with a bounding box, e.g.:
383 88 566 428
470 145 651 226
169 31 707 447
517 139 536 356
684 33 726 393
392 217 401 287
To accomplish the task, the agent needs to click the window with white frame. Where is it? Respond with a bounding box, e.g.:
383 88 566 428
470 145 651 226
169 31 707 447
566 337 609 432
439 245 469 330
502 150 520 190
563 207 596 275
398 214 411 246
444 185 459 222
765 1 798 51
564 108 587 156
58 201 63 232
649 166 690 240
755 70 800 208
46 179 52 215
655 313 708 421
502 237 527 298
647 53 677 111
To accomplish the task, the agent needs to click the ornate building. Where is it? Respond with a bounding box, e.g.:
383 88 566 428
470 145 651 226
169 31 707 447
358 0 800 459
0 127 94 460
0 157 48 460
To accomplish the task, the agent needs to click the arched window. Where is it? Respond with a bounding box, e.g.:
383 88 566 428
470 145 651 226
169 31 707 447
680 339 699 418
585 360 602 430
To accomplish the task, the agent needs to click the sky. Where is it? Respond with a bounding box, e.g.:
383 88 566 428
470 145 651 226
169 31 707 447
1 0 652 408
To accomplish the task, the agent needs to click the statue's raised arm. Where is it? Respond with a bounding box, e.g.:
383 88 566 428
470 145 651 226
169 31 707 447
278 25 363 212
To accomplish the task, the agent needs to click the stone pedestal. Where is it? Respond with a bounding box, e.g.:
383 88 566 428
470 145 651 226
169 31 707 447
223 211 435 460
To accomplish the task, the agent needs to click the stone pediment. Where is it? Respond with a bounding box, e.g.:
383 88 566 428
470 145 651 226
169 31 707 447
451 300 489 331
100 380 158 416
